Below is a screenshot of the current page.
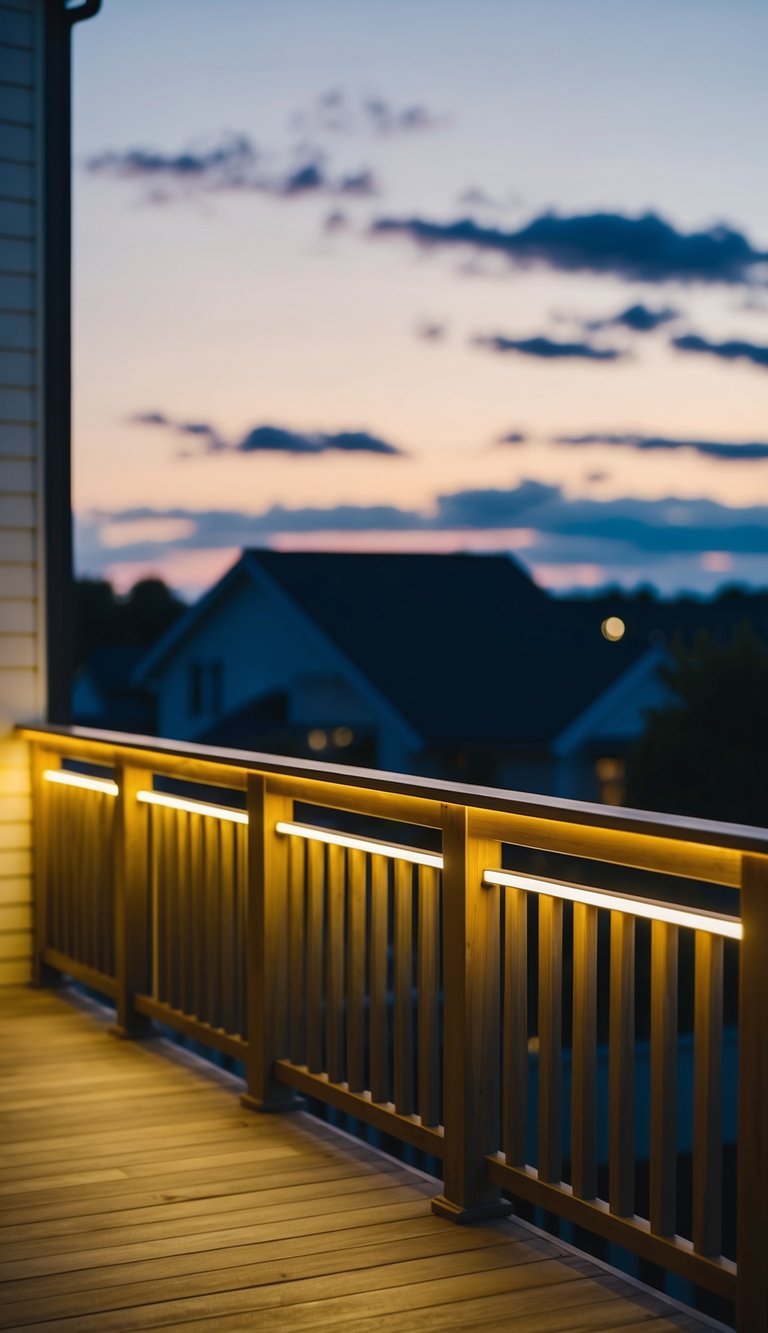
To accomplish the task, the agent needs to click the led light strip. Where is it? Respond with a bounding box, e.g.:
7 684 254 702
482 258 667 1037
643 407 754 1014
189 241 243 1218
483 868 742 940
276 820 443 869
43 769 119 796
137 790 248 825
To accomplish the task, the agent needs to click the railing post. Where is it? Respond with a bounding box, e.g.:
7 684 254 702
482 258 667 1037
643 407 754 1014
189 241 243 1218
737 853 768 1332
111 763 152 1037
30 744 61 986
242 774 300 1112
432 803 510 1222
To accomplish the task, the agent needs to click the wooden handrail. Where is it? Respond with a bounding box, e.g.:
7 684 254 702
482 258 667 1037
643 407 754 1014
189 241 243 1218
22 723 768 1329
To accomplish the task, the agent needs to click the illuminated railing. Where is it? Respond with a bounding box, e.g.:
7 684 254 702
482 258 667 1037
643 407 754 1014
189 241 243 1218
24 724 768 1329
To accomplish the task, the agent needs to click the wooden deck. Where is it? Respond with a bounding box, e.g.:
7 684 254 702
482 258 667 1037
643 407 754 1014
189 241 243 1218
0 989 721 1333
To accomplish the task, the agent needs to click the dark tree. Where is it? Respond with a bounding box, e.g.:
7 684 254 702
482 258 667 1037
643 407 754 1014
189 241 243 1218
74 577 185 669
626 624 768 825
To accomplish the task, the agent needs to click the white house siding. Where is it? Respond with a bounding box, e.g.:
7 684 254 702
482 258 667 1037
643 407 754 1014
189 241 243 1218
0 0 43 984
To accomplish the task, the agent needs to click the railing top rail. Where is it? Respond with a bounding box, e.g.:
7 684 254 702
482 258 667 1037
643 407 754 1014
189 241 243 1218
19 722 768 859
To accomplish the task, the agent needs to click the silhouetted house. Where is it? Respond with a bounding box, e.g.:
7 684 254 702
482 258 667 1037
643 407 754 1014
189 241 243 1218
135 551 670 802
72 645 156 734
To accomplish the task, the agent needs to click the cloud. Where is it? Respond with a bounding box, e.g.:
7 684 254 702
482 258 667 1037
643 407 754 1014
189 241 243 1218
292 90 446 137
497 431 528 445
130 411 404 457
671 332 768 370
371 209 768 285
473 333 624 362
586 302 680 333
554 432 768 461
415 320 448 342
86 134 377 203
79 483 768 572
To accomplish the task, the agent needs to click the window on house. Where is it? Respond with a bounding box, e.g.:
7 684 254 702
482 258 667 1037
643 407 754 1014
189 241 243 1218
188 660 224 716
596 756 626 806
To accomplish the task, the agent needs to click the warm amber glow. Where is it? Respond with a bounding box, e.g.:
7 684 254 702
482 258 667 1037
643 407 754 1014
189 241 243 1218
308 729 328 751
484 868 742 940
601 615 626 641
276 820 443 869
43 769 118 796
137 790 248 824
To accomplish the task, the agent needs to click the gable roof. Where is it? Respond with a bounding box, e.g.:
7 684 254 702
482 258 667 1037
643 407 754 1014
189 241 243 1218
135 550 651 748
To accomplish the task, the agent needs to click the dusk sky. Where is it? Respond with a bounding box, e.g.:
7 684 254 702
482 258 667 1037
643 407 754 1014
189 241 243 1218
72 0 768 599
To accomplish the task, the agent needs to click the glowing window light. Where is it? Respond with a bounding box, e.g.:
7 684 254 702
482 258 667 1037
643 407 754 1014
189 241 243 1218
43 769 118 796
137 790 248 824
276 820 443 870
483 868 741 941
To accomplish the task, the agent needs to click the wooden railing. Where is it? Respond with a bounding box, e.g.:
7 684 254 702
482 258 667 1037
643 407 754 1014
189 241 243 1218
21 724 768 1330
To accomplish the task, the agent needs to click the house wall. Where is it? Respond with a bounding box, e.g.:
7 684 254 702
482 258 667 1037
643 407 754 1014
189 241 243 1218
155 576 382 743
0 0 44 984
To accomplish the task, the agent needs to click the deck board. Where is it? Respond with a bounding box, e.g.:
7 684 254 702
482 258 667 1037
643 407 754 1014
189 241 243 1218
0 988 723 1331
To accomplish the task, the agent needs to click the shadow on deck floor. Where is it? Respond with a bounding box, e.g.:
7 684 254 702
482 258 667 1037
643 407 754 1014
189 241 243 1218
0 987 724 1332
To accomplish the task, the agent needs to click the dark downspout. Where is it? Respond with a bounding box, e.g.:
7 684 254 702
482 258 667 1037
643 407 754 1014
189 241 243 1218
42 0 101 722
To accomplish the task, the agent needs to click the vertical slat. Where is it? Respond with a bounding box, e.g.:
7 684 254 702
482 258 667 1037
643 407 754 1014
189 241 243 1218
346 847 366 1093
650 920 678 1236
394 859 415 1115
503 886 528 1167
325 841 345 1084
219 820 236 1033
166 806 180 1010
70 790 83 964
306 837 325 1074
150 809 160 1000
538 894 563 1184
692 930 723 1257
236 821 249 1040
177 813 190 1014
609 911 636 1217
571 901 597 1199
203 818 219 1025
417 864 440 1128
432 808 506 1222
188 813 203 1019
30 747 59 986
369 855 389 1103
737 854 768 1332
287 835 306 1065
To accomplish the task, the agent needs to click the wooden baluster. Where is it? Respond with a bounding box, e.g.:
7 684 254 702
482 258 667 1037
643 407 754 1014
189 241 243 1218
737 854 768 1332
538 894 563 1184
417 864 440 1128
394 860 415 1115
287 835 307 1066
162 805 174 1007
242 775 298 1111
306 838 325 1074
650 920 678 1236
609 912 636 1216
111 764 151 1038
571 901 597 1199
177 812 191 1014
203 817 218 1025
503 885 528 1167
369 855 389 1104
188 812 203 1019
237 821 249 1040
219 820 236 1033
326 842 345 1084
346 848 366 1094
692 930 722 1257
432 805 508 1221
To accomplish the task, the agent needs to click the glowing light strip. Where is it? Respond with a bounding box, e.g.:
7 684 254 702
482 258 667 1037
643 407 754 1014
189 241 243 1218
43 769 118 796
137 790 248 825
276 821 443 870
483 868 742 940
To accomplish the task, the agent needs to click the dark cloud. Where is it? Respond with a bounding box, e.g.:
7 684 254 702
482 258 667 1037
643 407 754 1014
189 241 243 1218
87 134 377 202
80 482 768 568
554 432 768 461
130 411 404 457
497 431 528 445
292 90 446 137
371 209 768 285
473 333 623 362
671 332 768 370
586 302 679 333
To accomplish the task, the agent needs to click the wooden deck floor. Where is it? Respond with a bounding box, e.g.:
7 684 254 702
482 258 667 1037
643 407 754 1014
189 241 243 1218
0 988 722 1333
